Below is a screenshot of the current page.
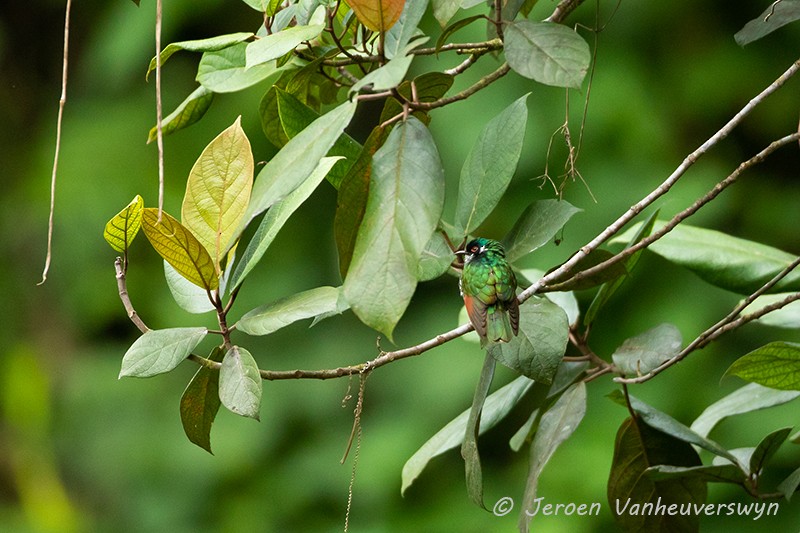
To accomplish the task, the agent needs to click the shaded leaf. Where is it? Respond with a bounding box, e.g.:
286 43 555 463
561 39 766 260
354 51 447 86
723 341 800 390
742 292 800 328
384 0 428 59
219 346 262 420
103 195 143 253
432 0 461 27
454 94 529 236
180 346 223 454
343 117 445 339
778 465 800 501
119 327 207 378
401 374 534 495
349 52 415 95
417 231 453 281
735 0 800 46
462 354 495 510
750 427 792 475
348 0 405 32
646 464 746 485
690 383 800 439
141 208 219 290
197 43 283 93
236 286 347 335
611 323 682 377
182 116 253 269
503 200 581 263
487 296 568 384
504 21 591 89
148 86 214 143
147 32 254 79
245 24 324 68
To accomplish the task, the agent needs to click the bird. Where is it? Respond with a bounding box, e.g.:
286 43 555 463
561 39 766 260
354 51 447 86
457 238 519 345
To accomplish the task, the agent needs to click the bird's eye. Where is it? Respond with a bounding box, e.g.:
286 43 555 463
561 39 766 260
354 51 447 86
469 245 479 254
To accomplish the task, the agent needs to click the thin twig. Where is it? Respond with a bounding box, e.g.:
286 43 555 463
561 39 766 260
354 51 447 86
39 0 72 285
155 0 165 221
411 63 511 111
115 258 149 334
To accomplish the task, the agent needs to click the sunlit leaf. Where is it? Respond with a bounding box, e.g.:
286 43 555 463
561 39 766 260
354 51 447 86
141 208 219 290
735 0 800 46
343 117 445 339
611 323 682 377
348 0 406 32
219 346 262 420
454 94 529 236
146 32 254 79
197 43 283 93
245 24 324 68
103 195 143 253
504 21 591 89
723 341 800 390
148 86 214 143
236 286 348 335
180 346 223 454
462 354 495 510
119 327 208 378
182 116 253 270
164 261 215 314
503 200 581 263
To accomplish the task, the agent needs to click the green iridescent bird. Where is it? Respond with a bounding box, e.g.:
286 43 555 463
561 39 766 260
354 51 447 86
458 238 519 345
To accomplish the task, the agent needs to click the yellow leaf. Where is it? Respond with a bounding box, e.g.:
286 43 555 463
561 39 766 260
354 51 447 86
103 195 144 253
347 0 405 32
141 208 219 290
182 116 254 271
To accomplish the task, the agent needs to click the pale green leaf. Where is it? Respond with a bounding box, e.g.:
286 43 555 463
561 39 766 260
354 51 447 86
503 200 581 263
611 323 682 377
236 286 347 335
103 195 143 253
343 117 445 339
147 32 254 79
417 231 453 281
462 354 495 510
349 53 414 95
384 0 428 59
119 327 207 378
431 0 461 26
219 346 262 420
454 94 529 236
164 260 215 314
504 21 590 89
735 0 800 46
197 43 283 93
742 292 800 328
245 24 324 68
148 86 214 143
723 341 800 390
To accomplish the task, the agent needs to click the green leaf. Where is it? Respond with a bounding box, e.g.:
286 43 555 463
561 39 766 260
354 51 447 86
431 0 461 27
750 427 792 475
242 99 357 230
690 382 800 439
646 464 746 485
147 32 254 79
723 341 800 390
148 86 214 143
547 249 629 292
343 117 445 339
180 346 223 454
349 53 415 95
236 286 348 335
230 157 340 290
240 0 272 12
119 327 208 378
219 346 262 420
417 231 453 281
611 323 682 377
519 382 586 532
141 208 219 290
462 354 495 510
607 417 706 532
436 16 484 54
735 0 800 46
182 116 253 269
454 94 529 236
777 465 800 501
608 390 738 463
384 0 428 59
614 222 800 294
503 200 581 263
245 24 324 68
197 43 283 93
164 261 215 314
103 195 143 253
380 72 454 125
401 374 534 495
487 296 569 384
504 21 591 89
742 292 800 328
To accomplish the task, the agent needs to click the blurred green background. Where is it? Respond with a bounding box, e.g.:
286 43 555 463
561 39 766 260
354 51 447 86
2 0 800 531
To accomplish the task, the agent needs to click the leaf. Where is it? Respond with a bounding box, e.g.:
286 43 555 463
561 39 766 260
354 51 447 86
236 286 348 335
723 341 800 390
242 99 357 231
690 382 800 439
646 464 746 485
401 374 534 495
197 43 283 93
614 222 800 294
432 0 463 27
547 249 629 292
229 157 340 290
519 382 586 532
611 323 682 377
146 32 254 79
245 24 325 68
347 0 406 32
417 231 453 281
608 390 738 463
454 94 529 236
180 347 223 454
141 208 219 290
750 427 792 475
503 200 582 263
219 346 262 420
435 14 483 52
504 21 591 89
182 116 253 270
103 195 143 253
119 327 208 378
735 0 800 46
343 117 445 339
147 86 214 143
778 465 800 501
383 0 428 59
741 292 800 328
462 353 495 510
164 261 215 314
607 417 706 532
487 296 569 384
380 72 454 125
349 53 414 95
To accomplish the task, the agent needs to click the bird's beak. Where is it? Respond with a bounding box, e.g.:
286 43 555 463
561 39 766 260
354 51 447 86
454 250 466 256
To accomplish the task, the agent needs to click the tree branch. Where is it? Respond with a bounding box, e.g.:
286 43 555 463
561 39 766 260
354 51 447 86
115 258 149 334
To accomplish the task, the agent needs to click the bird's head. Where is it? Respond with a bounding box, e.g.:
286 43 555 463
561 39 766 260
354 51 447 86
456 238 504 264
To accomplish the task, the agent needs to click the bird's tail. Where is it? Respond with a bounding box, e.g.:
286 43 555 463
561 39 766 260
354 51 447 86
485 305 514 344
